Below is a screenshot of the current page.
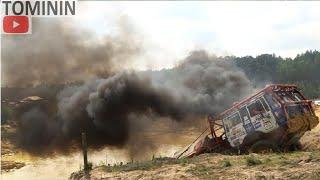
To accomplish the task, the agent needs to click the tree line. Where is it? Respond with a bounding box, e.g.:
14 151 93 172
231 50 320 99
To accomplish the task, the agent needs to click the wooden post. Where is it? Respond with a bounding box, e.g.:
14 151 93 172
82 132 88 172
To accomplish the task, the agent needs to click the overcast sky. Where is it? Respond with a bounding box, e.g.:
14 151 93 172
74 1 320 69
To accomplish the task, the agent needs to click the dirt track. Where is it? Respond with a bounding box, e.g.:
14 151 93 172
69 107 320 180
70 151 320 180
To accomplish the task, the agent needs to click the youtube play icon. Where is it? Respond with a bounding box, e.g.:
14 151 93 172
3 16 30 34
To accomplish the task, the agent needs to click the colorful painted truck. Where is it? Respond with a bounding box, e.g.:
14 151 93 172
175 84 319 158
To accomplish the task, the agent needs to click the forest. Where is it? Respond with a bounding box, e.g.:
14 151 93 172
232 50 320 99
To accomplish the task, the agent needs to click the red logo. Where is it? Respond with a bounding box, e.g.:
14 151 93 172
3 16 29 34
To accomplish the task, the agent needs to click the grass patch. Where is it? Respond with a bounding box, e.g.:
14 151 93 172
187 165 210 175
176 158 190 166
1 105 14 124
308 152 320 162
103 157 183 172
105 161 157 172
220 158 232 167
97 151 320 174
264 158 272 164
246 155 262 166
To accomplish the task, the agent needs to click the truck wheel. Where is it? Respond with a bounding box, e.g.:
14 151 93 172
288 142 302 151
249 140 279 153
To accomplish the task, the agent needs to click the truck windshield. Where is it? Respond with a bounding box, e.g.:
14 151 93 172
264 93 281 109
286 104 311 118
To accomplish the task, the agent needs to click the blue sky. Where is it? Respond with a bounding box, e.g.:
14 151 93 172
74 1 320 69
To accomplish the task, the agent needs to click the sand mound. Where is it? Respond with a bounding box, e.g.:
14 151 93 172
300 106 320 151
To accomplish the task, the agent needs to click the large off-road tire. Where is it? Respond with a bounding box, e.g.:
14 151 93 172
288 141 302 151
249 140 280 153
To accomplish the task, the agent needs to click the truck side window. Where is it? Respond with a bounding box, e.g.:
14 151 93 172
260 97 270 111
223 118 230 132
264 93 280 109
247 100 266 117
229 113 242 127
223 113 242 131
239 107 250 124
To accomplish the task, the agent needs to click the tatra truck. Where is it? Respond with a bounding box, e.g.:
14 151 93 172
175 84 319 158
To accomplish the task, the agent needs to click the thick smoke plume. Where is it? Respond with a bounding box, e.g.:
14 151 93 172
2 17 141 87
3 18 252 158
16 50 252 158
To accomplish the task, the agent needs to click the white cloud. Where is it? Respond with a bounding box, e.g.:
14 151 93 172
74 1 320 69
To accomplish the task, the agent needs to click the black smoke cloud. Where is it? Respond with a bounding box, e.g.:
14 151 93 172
16 50 252 157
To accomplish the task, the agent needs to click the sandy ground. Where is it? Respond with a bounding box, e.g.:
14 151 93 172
300 107 320 150
69 106 320 180
70 151 320 180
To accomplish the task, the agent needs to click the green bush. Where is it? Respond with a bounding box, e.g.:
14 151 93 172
87 162 93 170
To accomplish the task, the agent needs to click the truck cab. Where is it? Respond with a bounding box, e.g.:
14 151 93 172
219 84 318 152
175 84 319 158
